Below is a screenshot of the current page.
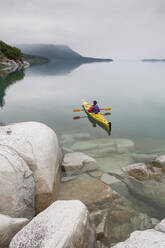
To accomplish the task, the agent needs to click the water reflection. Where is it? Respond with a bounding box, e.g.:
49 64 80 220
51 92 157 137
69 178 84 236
0 70 25 107
88 116 112 136
73 113 112 136
28 60 109 76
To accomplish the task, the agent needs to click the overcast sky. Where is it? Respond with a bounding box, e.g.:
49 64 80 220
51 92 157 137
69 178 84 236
1 0 165 58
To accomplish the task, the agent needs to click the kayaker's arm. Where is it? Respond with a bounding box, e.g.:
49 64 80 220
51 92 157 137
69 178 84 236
88 106 94 112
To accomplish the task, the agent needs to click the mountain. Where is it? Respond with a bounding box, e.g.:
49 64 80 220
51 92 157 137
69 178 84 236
17 44 113 63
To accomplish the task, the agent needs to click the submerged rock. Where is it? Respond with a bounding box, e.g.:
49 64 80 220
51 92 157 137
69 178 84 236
58 173 119 211
71 141 98 151
61 146 73 154
88 170 103 179
60 132 90 147
61 175 77 183
131 153 157 163
90 209 109 241
9 200 96 248
59 169 159 246
0 214 28 248
151 154 165 172
90 195 158 246
60 134 75 147
73 132 90 139
62 152 98 176
71 138 135 154
101 173 121 185
114 155 165 210
97 154 135 172
96 241 109 248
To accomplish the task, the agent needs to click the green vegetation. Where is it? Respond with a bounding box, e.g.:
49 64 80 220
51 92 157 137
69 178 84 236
0 41 23 61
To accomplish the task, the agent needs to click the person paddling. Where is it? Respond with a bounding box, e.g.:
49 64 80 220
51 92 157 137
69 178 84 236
88 100 100 114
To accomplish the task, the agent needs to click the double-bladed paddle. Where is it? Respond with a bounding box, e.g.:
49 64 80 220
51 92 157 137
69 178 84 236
73 107 112 112
73 112 111 120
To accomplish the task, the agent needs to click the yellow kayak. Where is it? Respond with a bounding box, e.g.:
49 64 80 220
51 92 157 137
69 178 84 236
81 99 111 133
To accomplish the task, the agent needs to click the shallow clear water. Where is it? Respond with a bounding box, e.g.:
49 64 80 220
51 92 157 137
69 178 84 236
1 60 165 245
1 60 165 154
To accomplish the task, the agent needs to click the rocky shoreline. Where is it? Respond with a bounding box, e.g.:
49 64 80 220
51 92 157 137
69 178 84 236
0 121 165 247
0 58 29 74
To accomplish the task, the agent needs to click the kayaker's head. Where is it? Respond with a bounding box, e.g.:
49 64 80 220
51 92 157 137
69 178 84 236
93 100 97 105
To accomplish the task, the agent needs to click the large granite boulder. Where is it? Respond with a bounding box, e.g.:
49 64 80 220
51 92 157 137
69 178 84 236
0 122 61 214
62 152 98 176
112 218 165 248
0 214 28 248
0 146 35 219
9 200 96 248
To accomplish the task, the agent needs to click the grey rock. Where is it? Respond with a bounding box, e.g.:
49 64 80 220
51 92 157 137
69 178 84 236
70 138 135 154
58 173 120 211
61 176 77 183
101 173 120 185
71 141 98 151
88 170 103 179
120 159 165 209
9 200 96 248
131 153 157 163
151 218 160 227
0 122 61 214
151 154 165 172
62 152 98 176
90 210 109 240
73 132 90 139
0 146 35 219
0 214 28 248
60 134 75 146
155 219 165 233
61 146 74 154
97 154 135 172
112 229 165 248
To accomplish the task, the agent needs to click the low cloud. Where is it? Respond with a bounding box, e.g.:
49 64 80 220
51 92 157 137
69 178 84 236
1 0 165 57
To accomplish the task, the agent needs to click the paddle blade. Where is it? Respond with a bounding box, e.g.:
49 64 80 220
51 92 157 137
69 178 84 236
73 116 80 120
73 109 81 112
104 107 112 111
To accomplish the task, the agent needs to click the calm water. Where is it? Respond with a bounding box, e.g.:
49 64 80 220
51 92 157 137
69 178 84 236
1 60 165 153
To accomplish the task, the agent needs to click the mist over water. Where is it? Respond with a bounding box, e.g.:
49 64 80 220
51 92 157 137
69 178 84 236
1 60 165 152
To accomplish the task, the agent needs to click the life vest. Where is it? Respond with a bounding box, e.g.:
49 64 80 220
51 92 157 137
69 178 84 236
91 105 99 114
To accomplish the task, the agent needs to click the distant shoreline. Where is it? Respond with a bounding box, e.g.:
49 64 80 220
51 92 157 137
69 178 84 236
142 59 165 62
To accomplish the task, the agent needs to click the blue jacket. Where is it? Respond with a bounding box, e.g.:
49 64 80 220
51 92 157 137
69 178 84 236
88 104 100 114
